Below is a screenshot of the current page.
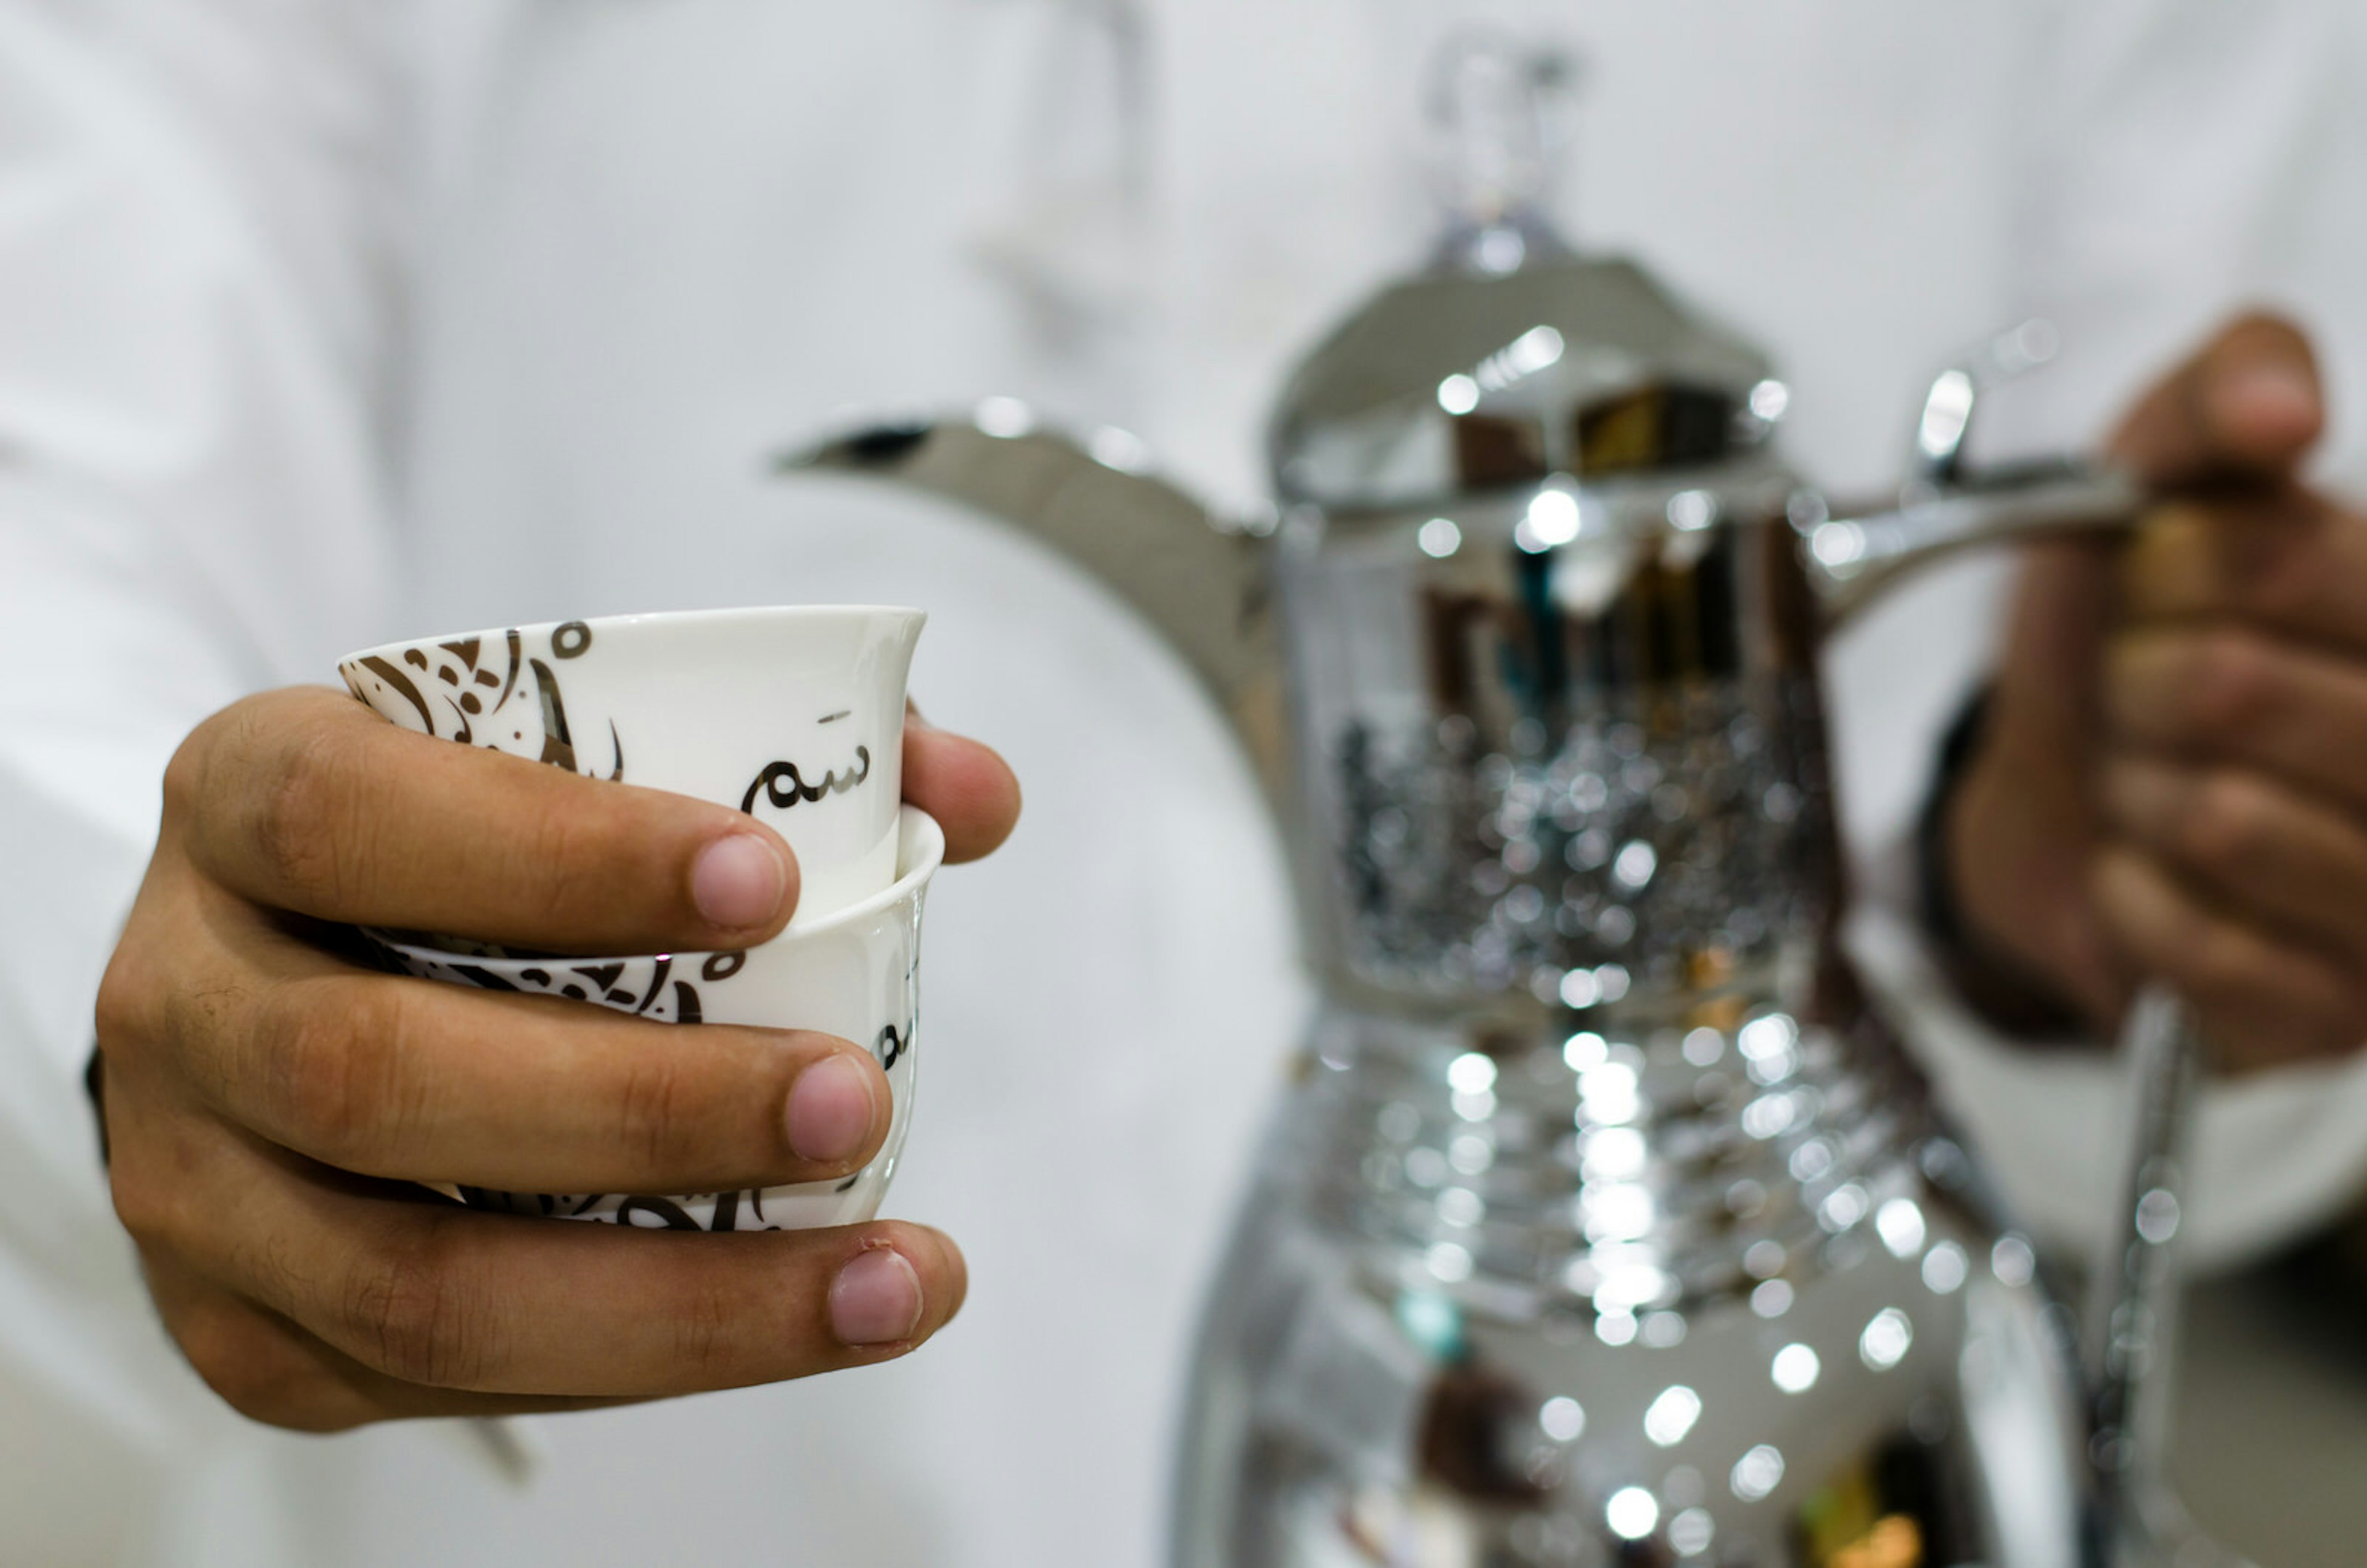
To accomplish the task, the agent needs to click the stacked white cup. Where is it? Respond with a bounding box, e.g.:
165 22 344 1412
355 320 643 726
340 606 934 1231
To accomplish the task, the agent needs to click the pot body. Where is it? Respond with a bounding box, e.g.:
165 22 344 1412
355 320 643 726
1176 251 2104 1559
1172 1001 2095 1568
1272 461 1828 1016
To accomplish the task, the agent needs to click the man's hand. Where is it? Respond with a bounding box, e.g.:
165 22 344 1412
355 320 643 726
95 686 1020 1431
1947 314 2367 1069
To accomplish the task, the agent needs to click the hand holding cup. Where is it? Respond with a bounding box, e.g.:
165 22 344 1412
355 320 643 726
93 671 1018 1430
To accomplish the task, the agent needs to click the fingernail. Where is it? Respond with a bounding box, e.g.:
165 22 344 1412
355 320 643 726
830 1248 922 1346
785 1055 876 1164
2217 364 2319 440
692 834 789 929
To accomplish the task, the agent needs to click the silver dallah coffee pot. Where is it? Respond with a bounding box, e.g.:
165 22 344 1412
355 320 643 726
781 112 2157 1568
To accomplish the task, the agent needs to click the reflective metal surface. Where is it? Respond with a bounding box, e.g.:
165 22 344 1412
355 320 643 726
1269 479 1829 1011
1175 1000 2091 1567
787 366 2131 1019
777 37 2152 1564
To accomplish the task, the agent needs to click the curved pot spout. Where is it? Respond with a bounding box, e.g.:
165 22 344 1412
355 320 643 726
779 416 1290 800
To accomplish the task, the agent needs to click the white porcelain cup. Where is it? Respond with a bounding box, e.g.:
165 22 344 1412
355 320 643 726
361 807 944 1231
340 605 924 925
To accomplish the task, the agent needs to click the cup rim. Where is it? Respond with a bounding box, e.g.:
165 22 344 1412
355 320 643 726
364 805 944 969
340 603 926 672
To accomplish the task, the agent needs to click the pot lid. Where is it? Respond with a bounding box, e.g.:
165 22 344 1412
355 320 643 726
1269 33 1784 513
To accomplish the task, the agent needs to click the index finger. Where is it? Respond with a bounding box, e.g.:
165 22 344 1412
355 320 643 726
901 712 1020 865
2109 312 2324 486
174 687 800 953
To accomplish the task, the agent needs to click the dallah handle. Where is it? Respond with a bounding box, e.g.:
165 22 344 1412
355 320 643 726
1805 460 2143 627
1807 322 2144 627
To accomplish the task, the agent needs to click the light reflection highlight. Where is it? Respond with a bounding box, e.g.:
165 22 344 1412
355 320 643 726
1667 489 1719 533
1583 1183 1655 1244
1861 1307 1913 1370
1583 1126 1647 1180
974 396 1034 438
1644 1384 1702 1447
1741 1092 1796 1140
1922 1240 1969 1294
1596 1255 1671 1313
1473 325 1565 391
1525 489 1582 548
1818 1182 1869 1233
1446 1051 1497 1094
1731 1444 1785 1501
1538 1395 1585 1442
1738 1013 1796 1060
1580 1061 1641 1125
1426 1241 1473 1283
1612 839 1658 889
1087 425 1149 473
1606 1485 1660 1540
1876 1198 1928 1257
1772 1342 1820 1393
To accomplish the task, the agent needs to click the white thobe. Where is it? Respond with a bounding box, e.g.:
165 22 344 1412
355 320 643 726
3 2 2366 1562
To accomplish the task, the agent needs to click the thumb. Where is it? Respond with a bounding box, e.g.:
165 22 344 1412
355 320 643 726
2109 312 2323 486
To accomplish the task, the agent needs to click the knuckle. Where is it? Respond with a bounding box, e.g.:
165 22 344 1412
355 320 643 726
105 1117 213 1256
245 724 373 905
2180 926 2259 1007
251 982 410 1164
514 793 641 928
338 1226 499 1389
614 1049 704 1172
670 1278 749 1382
2180 774 2275 876
160 695 276 831
2186 634 2279 740
160 724 212 831
173 1300 353 1431
2241 541 2324 624
108 1160 184 1253
92 948 154 1060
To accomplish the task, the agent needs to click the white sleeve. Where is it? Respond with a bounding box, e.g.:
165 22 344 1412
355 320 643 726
1846 0 2367 1272
0 3 399 1187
